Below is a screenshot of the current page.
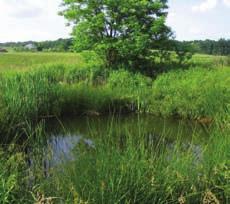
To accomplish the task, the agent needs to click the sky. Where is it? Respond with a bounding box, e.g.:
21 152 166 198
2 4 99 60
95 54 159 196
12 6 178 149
0 0 229 43
0 0 71 43
167 0 230 40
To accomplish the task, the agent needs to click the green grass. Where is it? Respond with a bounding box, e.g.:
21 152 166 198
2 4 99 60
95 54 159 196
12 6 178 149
191 54 230 68
1 120 229 204
0 148 29 204
0 60 229 137
1 119 229 204
0 51 227 72
0 52 84 72
149 68 230 120
0 52 229 203
37 125 229 204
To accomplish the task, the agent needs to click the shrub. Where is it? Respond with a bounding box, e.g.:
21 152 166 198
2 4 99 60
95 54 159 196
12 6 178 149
150 68 230 119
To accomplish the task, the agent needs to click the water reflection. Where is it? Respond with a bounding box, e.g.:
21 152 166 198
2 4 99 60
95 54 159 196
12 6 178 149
28 114 208 171
48 134 95 165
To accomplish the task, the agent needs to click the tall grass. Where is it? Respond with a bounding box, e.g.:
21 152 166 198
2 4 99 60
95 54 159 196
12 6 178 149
149 68 230 121
0 63 229 137
38 124 229 203
0 52 229 203
1 119 228 203
0 149 26 203
0 120 56 204
0 60 151 124
0 52 84 72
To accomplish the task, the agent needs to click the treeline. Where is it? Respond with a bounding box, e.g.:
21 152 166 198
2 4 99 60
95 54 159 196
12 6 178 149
1 38 230 56
0 41 32 48
176 39 230 56
0 38 73 52
36 38 73 52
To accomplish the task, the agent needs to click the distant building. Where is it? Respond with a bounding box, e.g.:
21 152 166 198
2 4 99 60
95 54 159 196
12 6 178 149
0 48 8 53
24 43 37 50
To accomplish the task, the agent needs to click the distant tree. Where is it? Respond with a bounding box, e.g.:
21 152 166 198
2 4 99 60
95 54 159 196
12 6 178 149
177 39 230 56
60 0 173 69
174 41 195 65
217 38 227 55
35 39 73 52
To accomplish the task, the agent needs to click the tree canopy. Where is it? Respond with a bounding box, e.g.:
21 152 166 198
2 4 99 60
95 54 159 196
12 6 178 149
174 39 230 56
60 0 172 69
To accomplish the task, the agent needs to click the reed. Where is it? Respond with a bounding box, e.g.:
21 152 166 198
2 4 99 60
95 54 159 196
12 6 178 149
38 124 229 203
0 52 229 203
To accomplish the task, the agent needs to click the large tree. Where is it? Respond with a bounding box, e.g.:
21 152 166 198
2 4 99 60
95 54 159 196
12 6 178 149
60 0 173 69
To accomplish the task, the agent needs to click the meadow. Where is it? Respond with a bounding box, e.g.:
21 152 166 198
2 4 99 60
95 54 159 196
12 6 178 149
0 52 84 71
0 52 229 203
0 52 227 71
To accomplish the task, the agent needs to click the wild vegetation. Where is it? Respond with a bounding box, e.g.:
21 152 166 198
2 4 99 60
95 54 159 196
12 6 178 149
0 52 229 130
176 39 230 56
0 38 73 52
0 0 229 203
0 51 229 204
38 126 229 203
1 37 230 57
0 52 84 71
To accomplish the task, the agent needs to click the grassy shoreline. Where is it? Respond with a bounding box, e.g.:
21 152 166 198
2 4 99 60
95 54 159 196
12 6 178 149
41 127 229 203
0 62 229 132
0 52 229 203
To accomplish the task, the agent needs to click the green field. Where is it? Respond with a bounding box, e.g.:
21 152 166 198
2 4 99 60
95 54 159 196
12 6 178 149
0 52 84 71
0 52 229 203
0 52 228 71
0 52 229 120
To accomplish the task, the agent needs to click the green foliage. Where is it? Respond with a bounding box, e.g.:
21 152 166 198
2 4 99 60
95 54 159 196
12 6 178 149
36 38 73 52
107 69 152 91
0 53 229 203
0 52 229 135
0 148 28 204
0 65 65 124
0 38 73 52
150 68 230 120
0 52 84 71
176 38 230 56
0 57 229 137
60 0 172 69
41 126 229 203
174 41 195 65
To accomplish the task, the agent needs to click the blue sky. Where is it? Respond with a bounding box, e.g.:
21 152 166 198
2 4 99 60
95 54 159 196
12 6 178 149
167 0 230 40
0 0 229 42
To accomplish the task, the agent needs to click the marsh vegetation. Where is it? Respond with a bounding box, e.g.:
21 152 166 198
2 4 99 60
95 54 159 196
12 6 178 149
0 0 229 203
0 51 229 203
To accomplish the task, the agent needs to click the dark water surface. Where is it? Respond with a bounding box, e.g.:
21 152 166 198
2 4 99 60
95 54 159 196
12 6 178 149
33 114 208 168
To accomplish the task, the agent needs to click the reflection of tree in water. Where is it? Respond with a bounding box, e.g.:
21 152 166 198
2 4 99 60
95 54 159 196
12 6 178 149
25 115 206 182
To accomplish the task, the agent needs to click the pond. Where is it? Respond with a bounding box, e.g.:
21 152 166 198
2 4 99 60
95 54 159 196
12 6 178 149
28 114 209 171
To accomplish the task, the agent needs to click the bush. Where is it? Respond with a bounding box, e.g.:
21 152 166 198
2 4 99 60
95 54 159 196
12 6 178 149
0 148 29 203
40 126 229 203
150 68 230 120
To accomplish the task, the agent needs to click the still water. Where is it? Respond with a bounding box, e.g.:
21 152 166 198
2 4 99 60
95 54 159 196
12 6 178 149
30 114 208 169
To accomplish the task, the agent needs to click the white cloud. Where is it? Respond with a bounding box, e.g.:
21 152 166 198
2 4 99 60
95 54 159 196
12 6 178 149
168 12 176 18
0 0 43 19
0 0 71 42
192 0 218 12
189 27 202 35
12 8 44 19
223 0 230 7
